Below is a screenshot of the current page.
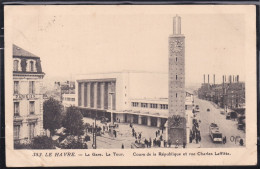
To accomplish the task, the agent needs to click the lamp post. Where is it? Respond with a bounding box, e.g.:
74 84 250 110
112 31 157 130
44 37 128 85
92 111 97 149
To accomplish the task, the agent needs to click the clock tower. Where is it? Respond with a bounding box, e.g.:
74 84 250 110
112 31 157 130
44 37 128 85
168 15 186 146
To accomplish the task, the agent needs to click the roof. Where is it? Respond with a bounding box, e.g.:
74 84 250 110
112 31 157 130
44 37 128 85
13 44 39 58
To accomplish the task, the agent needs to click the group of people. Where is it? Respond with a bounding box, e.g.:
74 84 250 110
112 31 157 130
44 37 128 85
190 119 202 144
130 123 170 148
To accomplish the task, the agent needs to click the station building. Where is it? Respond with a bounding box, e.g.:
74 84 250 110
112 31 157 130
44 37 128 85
67 71 194 131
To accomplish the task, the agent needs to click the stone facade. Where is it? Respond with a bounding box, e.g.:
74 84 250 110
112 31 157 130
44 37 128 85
13 44 45 145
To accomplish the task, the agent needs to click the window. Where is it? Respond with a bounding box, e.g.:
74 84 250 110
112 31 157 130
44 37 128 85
29 81 35 94
14 102 20 116
132 102 139 107
29 123 35 140
29 101 35 115
150 104 158 109
14 81 19 94
176 75 178 80
185 105 188 110
13 60 19 71
176 57 178 62
14 125 20 140
160 104 168 109
30 61 34 72
141 103 148 108
176 93 178 98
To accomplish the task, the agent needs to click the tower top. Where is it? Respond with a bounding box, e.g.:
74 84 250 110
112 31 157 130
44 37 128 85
173 15 181 35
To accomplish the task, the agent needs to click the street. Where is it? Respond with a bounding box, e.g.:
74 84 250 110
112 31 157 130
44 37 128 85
194 97 245 148
82 97 245 149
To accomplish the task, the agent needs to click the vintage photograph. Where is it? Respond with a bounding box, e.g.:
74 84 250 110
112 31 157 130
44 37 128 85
5 5 257 166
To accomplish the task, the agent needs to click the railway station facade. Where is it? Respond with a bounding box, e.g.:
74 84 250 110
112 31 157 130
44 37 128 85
68 71 194 142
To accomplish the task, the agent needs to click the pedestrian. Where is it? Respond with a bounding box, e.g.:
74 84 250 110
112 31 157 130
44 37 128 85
223 136 226 144
121 144 124 149
189 136 192 143
155 131 158 137
164 140 167 147
158 130 160 135
158 140 161 147
183 142 186 148
160 135 163 141
149 138 152 148
139 133 142 139
239 139 244 146
114 130 117 138
168 141 172 148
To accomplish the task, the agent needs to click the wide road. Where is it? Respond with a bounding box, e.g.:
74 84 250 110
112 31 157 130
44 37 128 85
194 97 245 148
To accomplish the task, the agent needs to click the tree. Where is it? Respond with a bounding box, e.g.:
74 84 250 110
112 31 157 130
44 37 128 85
31 136 56 149
62 106 84 137
43 97 63 137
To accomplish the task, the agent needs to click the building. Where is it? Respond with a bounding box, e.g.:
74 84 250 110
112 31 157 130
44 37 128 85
72 71 194 143
62 93 76 108
13 44 45 145
198 74 245 110
168 15 186 145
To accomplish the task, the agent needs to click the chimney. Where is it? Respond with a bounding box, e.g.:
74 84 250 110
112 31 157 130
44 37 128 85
237 75 239 83
213 74 215 85
208 74 209 84
229 75 232 83
233 75 234 82
222 75 224 84
225 75 226 82
204 74 205 84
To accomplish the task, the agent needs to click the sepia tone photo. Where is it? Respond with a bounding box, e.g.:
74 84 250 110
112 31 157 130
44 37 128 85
5 5 257 166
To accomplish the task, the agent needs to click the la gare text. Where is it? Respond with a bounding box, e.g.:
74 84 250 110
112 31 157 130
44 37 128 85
32 152 124 157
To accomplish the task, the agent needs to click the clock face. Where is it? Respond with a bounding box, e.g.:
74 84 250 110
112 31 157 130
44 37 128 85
170 39 183 53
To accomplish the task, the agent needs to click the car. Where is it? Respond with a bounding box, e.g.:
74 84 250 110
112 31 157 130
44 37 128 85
220 110 225 115
207 108 210 112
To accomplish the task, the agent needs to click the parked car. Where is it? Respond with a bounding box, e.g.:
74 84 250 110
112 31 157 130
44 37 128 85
207 108 210 112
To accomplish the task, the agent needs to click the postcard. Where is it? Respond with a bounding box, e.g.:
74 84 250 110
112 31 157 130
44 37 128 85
4 5 257 166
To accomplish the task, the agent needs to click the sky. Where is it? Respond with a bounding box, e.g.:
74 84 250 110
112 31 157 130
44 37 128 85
7 5 246 85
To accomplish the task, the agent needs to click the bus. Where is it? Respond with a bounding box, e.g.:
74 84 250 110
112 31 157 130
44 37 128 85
209 123 223 143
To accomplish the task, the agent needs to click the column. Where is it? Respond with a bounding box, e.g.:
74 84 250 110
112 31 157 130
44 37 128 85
100 82 105 109
110 93 114 124
147 116 151 126
81 83 85 107
84 83 88 107
87 83 91 107
108 82 111 109
157 117 161 128
138 115 142 125
94 82 98 108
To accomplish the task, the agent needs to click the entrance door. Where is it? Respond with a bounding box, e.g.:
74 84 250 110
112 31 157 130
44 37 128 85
133 115 138 124
124 114 128 123
141 116 147 125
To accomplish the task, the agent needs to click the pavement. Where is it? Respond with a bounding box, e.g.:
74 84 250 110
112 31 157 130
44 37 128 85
83 118 166 149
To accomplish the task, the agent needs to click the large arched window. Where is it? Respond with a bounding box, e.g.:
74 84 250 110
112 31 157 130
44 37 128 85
13 60 19 71
30 61 34 72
